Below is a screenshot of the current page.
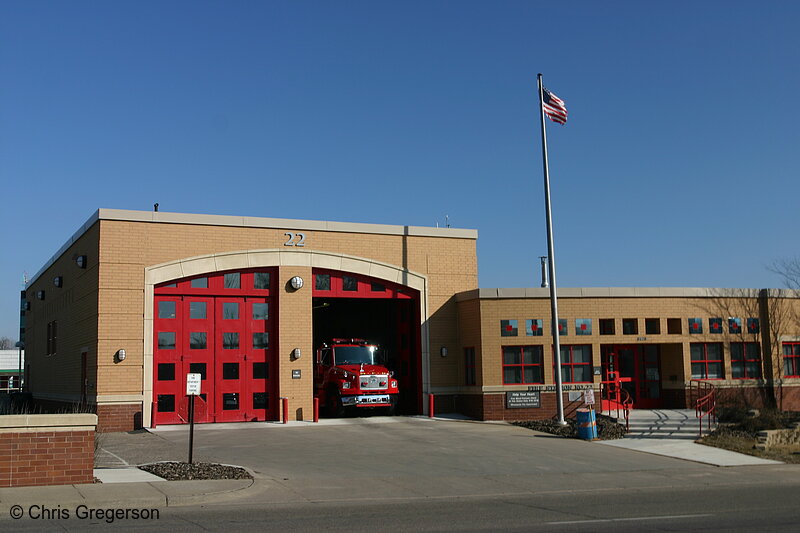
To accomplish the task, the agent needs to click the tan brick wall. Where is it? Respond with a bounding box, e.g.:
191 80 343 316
277 267 314 421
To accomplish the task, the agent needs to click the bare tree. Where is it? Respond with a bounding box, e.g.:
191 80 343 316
0 337 14 350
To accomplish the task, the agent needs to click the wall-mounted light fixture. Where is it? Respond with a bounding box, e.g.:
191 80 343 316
36 290 45 300
75 255 87 269
116 349 126 363
440 346 448 357
292 348 302 360
290 276 304 290
53 276 63 288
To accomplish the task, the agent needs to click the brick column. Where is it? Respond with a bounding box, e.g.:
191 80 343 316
277 267 314 421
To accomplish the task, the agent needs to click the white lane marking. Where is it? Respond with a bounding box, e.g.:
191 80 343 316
547 513 714 525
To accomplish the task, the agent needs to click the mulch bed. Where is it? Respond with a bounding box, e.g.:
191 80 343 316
512 414 627 440
139 462 253 481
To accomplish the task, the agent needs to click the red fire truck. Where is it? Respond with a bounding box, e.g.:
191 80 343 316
315 339 399 416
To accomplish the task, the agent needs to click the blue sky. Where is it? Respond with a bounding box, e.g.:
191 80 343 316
2 1 799 340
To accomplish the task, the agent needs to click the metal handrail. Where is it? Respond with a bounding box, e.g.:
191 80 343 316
691 379 717 438
599 372 631 432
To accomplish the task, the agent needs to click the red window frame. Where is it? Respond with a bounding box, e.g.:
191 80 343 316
783 343 800 378
690 343 724 379
730 342 761 379
502 345 544 385
555 344 592 383
464 347 476 386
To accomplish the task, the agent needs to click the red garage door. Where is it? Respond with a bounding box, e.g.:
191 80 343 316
153 269 275 426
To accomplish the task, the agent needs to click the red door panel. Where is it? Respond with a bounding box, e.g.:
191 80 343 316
182 297 216 422
216 298 247 422
154 296 182 425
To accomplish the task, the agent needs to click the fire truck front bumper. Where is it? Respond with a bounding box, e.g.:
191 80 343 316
342 394 392 407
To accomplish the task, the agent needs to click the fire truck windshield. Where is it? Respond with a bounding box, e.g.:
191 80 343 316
333 346 377 365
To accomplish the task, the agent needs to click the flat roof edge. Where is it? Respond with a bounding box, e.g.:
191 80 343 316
456 287 800 300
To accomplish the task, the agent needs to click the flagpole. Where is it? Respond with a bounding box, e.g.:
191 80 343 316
537 73 566 426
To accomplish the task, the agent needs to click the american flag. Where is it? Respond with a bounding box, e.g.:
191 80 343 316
542 87 567 125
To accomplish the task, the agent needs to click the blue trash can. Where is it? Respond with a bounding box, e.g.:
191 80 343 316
576 408 598 440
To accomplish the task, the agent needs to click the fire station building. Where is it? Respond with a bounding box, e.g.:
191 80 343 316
22 209 800 431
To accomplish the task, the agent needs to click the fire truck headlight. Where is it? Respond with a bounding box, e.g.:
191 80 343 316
391 381 398 388
342 382 351 390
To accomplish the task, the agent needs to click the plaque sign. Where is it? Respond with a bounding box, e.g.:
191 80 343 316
506 391 541 409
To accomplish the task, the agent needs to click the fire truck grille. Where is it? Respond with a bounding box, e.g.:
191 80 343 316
360 375 388 390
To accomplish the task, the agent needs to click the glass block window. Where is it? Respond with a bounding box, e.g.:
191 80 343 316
158 332 176 350
253 362 268 379
709 318 723 334
222 393 239 410
501 320 518 337
157 363 175 381
342 275 358 291
252 303 269 320
464 347 476 386
189 362 207 379
223 302 239 320
729 318 742 334
158 301 176 319
254 272 270 290
502 346 544 384
645 318 661 335
783 343 800 378
747 318 760 334
253 332 269 349
253 392 268 410
688 318 703 334
222 363 239 380
189 302 207 319
575 319 592 336
224 273 240 289
190 277 208 288
190 332 207 350
690 343 723 379
553 319 568 336
315 274 331 291
526 319 543 337
731 342 761 379
558 345 592 383
223 332 239 350
622 319 638 335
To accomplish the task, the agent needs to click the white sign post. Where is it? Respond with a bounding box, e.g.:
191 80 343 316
185 373 202 464
583 388 595 406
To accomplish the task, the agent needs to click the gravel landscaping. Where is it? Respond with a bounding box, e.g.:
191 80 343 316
139 462 253 481
512 414 627 440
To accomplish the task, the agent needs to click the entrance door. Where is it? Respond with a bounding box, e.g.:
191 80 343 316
602 345 662 408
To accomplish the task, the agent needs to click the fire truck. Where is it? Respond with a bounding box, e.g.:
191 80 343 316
315 339 399 416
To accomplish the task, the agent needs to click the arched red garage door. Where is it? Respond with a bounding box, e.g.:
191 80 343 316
152 269 276 425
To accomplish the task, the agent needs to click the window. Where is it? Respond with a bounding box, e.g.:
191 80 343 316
46 320 58 356
729 318 742 334
189 302 207 319
709 318 723 334
222 393 239 410
501 320 518 337
223 332 239 350
252 303 269 320
553 319 568 336
558 345 592 383
622 319 638 335
315 274 331 291
253 392 268 410
464 347 476 385
783 343 800 378
157 395 175 412
645 318 661 335
223 302 239 320
526 319 543 337
688 318 703 334
667 318 682 334
731 343 761 379
747 318 760 334
253 332 269 349
502 346 544 384
371 282 385 292
157 363 175 381
222 363 239 380
158 332 176 350
190 332 207 350
158 301 176 319
190 277 208 288
189 363 207 379
224 273 240 289
254 272 271 290
690 343 723 379
253 362 269 379
575 319 592 336
342 275 358 291
599 319 615 335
